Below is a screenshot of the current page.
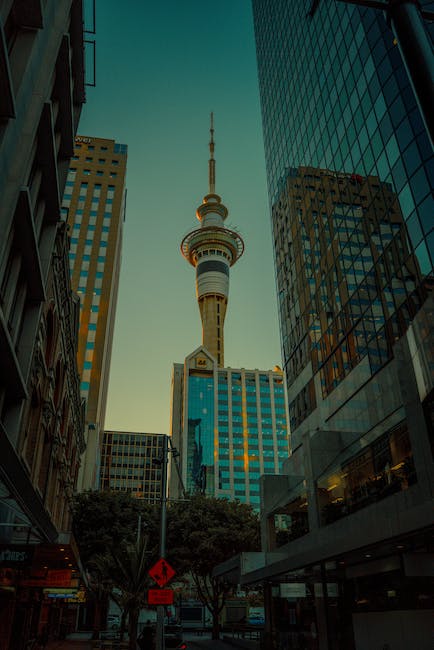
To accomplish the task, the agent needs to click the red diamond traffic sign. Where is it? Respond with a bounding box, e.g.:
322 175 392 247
148 558 175 587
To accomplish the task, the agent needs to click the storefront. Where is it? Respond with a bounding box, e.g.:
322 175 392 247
213 529 434 650
0 513 85 650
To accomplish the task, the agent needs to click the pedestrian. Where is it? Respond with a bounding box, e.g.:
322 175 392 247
37 626 49 649
137 621 155 650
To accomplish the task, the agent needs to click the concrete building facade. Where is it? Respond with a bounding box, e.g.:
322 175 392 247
0 1 86 647
61 136 128 490
100 430 164 503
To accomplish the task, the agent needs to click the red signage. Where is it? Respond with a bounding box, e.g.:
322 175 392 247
148 589 174 605
22 569 72 588
148 558 175 587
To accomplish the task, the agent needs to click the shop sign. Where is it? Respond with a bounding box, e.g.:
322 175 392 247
43 588 77 599
65 589 86 603
22 569 72 588
0 545 34 567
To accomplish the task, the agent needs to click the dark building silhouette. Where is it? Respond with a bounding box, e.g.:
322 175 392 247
0 1 86 646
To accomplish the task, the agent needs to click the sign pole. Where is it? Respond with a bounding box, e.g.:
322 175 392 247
156 435 169 650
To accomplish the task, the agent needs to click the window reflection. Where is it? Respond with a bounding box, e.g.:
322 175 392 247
271 494 309 547
317 422 416 524
274 167 432 431
187 374 215 495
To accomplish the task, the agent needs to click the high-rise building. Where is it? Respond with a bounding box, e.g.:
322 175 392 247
170 347 289 507
0 1 85 646
273 165 430 440
221 2 434 648
171 120 289 505
62 135 128 490
180 115 244 367
100 430 165 503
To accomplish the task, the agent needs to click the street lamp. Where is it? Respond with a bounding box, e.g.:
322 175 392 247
309 0 434 150
154 435 169 650
154 436 187 650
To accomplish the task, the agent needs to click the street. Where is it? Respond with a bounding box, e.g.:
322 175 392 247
44 631 260 650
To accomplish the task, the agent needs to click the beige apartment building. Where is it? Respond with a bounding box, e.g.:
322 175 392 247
62 136 128 489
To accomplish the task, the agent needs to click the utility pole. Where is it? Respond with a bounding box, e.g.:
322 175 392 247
156 434 169 650
309 0 434 149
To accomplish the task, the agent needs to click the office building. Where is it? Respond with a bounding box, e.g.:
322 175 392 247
62 136 128 490
100 430 165 503
0 1 85 646
273 166 430 440
218 2 434 649
170 348 289 507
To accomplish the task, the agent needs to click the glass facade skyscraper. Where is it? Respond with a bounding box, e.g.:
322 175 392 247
254 1 433 240
273 166 428 447
252 1 433 455
170 347 290 509
234 2 434 649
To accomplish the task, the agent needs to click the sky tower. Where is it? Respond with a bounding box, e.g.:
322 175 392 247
181 115 244 367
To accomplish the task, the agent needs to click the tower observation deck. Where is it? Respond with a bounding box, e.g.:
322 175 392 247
181 114 244 367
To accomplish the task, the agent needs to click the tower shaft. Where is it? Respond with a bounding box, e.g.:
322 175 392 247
198 294 227 367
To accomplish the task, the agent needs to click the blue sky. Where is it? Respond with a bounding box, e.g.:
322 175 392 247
78 0 281 433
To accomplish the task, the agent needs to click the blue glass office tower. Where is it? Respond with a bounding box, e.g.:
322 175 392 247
239 2 434 649
170 347 290 509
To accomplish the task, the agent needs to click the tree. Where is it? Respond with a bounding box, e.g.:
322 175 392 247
94 535 151 650
72 491 159 638
72 490 156 562
166 495 260 639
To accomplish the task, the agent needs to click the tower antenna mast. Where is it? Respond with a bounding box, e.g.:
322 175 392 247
209 112 215 194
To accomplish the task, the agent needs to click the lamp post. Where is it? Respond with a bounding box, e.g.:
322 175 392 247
153 435 186 650
309 0 434 150
156 434 169 650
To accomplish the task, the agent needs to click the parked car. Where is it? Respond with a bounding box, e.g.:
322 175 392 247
247 614 265 626
107 614 120 630
137 622 184 649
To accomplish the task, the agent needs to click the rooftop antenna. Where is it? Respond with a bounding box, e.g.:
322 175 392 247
209 112 215 194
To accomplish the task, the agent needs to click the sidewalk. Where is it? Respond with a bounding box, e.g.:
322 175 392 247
46 632 93 649
184 633 260 650
44 631 260 650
